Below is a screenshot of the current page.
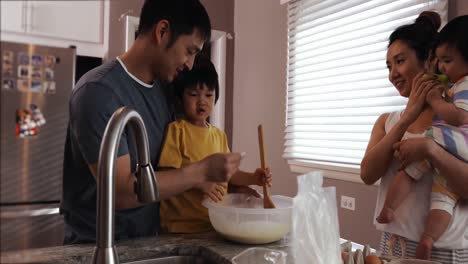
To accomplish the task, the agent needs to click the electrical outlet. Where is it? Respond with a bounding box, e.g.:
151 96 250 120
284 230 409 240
340 195 355 211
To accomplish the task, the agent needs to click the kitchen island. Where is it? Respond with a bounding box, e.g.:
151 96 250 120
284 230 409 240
1 231 295 263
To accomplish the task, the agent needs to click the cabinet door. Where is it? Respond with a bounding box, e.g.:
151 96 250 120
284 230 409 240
27 1 103 43
0 1 26 33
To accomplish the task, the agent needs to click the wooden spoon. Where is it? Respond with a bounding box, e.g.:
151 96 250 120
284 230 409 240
258 124 275 209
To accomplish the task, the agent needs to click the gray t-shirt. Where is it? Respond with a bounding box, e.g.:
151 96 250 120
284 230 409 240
61 58 174 244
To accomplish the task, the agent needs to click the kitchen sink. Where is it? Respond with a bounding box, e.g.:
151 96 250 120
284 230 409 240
124 256 214 264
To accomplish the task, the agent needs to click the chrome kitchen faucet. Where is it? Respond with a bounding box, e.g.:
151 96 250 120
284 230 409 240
91 106 159 264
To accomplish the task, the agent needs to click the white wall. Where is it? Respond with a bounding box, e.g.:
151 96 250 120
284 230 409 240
232 0 295 196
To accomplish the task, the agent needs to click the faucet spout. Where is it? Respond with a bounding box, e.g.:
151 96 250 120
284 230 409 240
91 106 159 264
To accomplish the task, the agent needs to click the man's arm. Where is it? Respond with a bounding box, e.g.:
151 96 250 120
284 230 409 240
89 155 140 209
158 152 241 199
89 152 242 209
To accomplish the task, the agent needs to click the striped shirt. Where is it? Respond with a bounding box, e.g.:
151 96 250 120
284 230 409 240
428 75 468 162
374 111 468 249
452 76 468 111
380 232 468 264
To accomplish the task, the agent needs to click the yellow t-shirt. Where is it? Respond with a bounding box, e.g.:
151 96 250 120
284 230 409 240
158 119 230 233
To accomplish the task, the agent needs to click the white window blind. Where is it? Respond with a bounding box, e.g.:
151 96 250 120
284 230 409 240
284 0 448 170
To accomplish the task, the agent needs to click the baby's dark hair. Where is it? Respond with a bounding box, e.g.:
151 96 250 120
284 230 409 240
389 11 441 63
435 15 468 63
174 56 219 103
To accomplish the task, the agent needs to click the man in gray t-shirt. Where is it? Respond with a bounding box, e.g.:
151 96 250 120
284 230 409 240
61 0 242 244
62 58 174 243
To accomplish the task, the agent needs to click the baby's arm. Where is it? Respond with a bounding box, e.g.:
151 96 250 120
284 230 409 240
229 168 271 186
427 87 468 126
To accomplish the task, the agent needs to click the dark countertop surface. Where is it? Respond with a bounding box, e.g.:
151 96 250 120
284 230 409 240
1 232 294 263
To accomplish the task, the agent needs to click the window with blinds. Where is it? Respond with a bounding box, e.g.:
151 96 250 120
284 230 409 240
284 0 448 172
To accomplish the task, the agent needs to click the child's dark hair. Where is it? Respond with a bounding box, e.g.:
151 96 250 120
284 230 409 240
389 11 441 63
435 15 468 63
137 0 211 48
174 56 219 103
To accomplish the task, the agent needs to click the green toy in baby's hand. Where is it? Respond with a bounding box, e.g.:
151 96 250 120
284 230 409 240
434 73 449 86
424 73 449 86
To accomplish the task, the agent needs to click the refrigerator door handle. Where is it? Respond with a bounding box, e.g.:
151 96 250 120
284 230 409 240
0 207 60 218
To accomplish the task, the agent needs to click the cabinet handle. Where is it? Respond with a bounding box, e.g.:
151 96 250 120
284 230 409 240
21 1 27 32
25 1 33 31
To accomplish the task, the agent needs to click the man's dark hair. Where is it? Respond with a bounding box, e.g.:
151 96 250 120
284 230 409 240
137 0 211 47
435 15 468 64
174 56 219 104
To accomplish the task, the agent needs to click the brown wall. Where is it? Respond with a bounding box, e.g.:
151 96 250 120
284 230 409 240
107 0 144 60
449 0 468 18
322 178 381 247
232 0 295 199
200 0 235 148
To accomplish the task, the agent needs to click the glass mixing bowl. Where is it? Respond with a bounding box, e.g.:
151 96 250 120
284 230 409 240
202 193 293 244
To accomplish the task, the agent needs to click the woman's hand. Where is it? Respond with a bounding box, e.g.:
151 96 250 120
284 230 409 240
402 72 437 123
425 83 445 105
195 182 225 202
253 167 272 187
393 137 433 169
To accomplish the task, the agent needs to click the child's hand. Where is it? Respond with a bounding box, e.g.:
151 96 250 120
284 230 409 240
253 167 272 187
195 182 225 202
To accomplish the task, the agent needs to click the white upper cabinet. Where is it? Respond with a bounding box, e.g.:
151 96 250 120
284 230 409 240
28 1 103 43
1 1 25 33
1 0 104 44
1 0 108 57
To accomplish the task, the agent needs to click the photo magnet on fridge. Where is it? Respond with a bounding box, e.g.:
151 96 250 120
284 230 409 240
44 55 55 67
31 80 42 93
18 52 29 65
18 65 30 78
17 79 30 92
2 78 15 90
31 54 42 66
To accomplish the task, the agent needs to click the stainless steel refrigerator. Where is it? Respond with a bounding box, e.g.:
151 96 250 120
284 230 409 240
1 41 75 251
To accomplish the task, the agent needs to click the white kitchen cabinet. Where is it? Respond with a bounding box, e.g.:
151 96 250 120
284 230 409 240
1 1 104 44
0 0 108 58
28 1 104 43
0 1 26 33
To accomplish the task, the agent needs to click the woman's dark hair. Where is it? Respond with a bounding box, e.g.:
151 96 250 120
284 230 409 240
174 56 219 104
389 11 441 63
435 15 468 63
137 0 211 47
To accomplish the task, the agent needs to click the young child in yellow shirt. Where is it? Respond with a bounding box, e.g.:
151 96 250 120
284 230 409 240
158 57 272 233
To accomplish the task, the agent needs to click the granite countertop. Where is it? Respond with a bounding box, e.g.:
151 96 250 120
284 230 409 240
1 232 294 263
